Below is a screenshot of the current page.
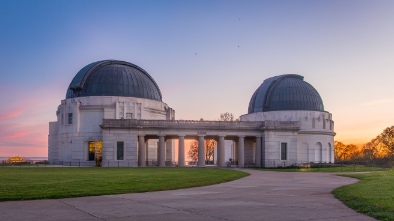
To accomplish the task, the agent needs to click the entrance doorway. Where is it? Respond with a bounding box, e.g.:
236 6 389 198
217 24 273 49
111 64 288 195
88 141 102 167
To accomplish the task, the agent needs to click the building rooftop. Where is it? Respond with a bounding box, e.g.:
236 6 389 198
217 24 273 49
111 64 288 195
248 74 324 113
66 60 162 101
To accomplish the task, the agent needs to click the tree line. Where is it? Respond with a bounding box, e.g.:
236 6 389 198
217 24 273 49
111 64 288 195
335 126 394 165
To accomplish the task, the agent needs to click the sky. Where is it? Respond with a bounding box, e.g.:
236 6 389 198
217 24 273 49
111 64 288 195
1 0 394 157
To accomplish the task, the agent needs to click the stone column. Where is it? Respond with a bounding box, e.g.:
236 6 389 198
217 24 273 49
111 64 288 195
198 136 205 167
218 136 225 167
234 141 238 163
255 136 262 167
158 135 166 167
138 136 146 167
238 136 245 168
178 136 185 167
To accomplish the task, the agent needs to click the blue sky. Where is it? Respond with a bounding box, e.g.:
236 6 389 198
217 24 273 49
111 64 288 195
1 0 394 156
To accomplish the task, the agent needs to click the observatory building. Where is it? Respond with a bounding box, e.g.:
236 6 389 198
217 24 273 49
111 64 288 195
48 60 175 166
48 60 335 167
240 74 335 167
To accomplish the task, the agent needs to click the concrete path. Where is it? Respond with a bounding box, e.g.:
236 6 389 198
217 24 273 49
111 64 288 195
0 169 376 221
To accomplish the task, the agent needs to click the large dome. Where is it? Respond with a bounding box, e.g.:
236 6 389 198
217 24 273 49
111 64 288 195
66 60 162 101
248 74 324 113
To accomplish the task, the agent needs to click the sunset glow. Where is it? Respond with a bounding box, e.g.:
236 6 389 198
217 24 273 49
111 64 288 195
1 0 394 157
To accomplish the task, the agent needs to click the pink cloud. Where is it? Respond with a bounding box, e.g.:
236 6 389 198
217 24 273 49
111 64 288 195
0 123 48 157
6 131 27 139
0 109 22 121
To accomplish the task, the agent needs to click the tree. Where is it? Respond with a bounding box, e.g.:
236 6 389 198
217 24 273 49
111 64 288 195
362 140 378 161
345 144 361 160
188 141 199 163
219 112 239 121
377 126 394 155
219 112 234 121
334 141 360 161
334 141 346 161
188 139 217 164
335 126 394 163
204 139 217 162
362 138 389 160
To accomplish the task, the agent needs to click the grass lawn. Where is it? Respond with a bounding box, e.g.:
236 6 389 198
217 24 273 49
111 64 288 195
0 167 248 201
333 171 394 221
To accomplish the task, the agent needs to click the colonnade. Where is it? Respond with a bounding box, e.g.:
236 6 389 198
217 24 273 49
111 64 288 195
137 135 262 168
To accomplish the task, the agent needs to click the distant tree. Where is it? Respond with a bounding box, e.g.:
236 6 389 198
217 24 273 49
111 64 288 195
188 141 199 163
361 138 390 160
219 112 234 121
345 144 362 160
336 126 394 164
188 139 217 164
334 141 360 161
204 139 216 162
334 141 346 161
219 112 239 121
362 140 379 161
377 126 394 155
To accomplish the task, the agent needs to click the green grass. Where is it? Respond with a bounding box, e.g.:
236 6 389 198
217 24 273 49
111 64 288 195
255 165 390 172
333 171 394 221
0 167 248 201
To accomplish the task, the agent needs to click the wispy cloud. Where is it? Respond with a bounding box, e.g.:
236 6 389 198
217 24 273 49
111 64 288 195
362 98 394 106
0 123 48 157
6 131 27 139
0 109 22 121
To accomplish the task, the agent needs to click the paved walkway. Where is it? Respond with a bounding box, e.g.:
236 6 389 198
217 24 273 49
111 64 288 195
0 169 376 221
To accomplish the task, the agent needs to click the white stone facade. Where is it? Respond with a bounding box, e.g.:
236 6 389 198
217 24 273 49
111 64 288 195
240 110 335 166
48 96 175 166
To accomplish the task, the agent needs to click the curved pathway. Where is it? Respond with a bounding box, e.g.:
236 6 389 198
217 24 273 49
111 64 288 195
0 169 376 221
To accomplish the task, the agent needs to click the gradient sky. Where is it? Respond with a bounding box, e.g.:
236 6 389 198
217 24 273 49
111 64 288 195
1 0 394 157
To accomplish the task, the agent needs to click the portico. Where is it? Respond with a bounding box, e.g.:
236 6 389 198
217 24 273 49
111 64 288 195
100 119 300 167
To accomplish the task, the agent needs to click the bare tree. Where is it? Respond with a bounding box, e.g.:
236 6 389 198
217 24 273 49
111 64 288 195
219 112 234 121
219 112 239 121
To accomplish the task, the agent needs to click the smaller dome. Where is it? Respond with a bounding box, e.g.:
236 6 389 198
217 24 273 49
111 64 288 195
248 74 324 113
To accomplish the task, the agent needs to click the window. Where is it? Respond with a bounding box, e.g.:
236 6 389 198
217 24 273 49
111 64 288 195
117 142 124 160
68 113 73 125
280 143 287 160
88 142 95 161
